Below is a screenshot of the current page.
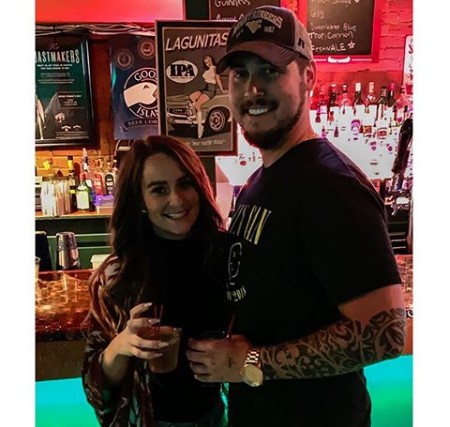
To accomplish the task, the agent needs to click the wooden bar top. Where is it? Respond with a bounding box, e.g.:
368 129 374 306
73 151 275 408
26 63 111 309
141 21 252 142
35 255 413 343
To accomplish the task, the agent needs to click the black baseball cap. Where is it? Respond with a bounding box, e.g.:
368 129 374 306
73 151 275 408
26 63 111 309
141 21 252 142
217 6 314 73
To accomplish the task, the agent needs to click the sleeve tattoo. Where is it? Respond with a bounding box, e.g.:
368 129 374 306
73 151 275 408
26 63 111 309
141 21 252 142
260 308 406 380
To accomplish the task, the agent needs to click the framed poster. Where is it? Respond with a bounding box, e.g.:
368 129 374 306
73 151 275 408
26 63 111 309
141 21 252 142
35 35 95 147
155 20 237 156
109 35 159 140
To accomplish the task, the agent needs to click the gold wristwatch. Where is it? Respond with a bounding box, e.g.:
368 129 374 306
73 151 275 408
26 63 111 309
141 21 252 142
240 347 264 387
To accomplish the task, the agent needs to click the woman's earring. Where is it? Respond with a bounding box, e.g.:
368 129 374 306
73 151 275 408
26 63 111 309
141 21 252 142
141 208 147 214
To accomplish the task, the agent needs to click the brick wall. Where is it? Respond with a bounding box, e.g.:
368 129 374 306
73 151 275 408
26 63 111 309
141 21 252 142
35 0 412 175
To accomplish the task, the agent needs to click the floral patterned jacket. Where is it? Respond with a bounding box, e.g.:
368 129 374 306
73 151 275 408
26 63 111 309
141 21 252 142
81 257 157 427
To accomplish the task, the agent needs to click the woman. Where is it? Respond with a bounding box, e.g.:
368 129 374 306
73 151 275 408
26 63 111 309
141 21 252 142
189 54 226 139
82 136 231 427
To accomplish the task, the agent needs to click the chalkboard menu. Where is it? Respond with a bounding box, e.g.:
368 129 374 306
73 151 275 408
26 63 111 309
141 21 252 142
300 0 381 62
209 0 280 21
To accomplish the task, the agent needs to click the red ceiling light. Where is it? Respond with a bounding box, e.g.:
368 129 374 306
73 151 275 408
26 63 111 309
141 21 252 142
36 0 184 24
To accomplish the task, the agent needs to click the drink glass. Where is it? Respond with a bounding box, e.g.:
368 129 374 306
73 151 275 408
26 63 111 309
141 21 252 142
191 330 226 386
145 326 182 374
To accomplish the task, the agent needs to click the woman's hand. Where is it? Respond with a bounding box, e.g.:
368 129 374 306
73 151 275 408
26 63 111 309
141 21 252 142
111 302 168 360
101 303 168 385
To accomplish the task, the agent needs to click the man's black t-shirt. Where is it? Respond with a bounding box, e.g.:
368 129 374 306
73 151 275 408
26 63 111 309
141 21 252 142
226 138 401 427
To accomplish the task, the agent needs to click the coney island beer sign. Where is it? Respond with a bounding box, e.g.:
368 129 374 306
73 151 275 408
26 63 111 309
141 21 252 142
110 35 159 140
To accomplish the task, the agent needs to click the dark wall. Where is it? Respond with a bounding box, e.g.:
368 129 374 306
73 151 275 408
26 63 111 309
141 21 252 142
184 0 209 20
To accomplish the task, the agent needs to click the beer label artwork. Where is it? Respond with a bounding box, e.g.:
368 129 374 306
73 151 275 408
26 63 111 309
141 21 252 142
35 36 94 146
156 20 236 155
110 35 159 140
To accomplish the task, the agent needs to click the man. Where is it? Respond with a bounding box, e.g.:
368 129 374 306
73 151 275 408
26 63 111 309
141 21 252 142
187 6 406 427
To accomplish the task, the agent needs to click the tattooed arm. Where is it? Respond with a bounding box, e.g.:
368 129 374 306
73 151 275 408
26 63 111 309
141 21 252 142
187 284 406 382
261 284 406 380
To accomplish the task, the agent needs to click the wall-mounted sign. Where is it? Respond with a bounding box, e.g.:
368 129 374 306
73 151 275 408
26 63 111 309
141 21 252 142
402 35 413 97
109 35 159 140
299 0 382 63
35 36 95 147
155 20 237 156
208 0 280 21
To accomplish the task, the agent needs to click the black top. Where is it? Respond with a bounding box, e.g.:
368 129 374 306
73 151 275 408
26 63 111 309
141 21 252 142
149 233 230 422
226 138 401 427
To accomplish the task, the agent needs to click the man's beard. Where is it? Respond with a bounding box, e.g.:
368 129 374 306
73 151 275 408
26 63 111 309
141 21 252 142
241 88 306 150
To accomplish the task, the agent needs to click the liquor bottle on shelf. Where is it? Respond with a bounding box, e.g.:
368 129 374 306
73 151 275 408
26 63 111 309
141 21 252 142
333 125 339 138
93 158 106 196
339 83 353 140
339 83 353 114
394 85 413 125
387 83 396 107
328 83 339 118
75 178 95 211
326 83 339 134
384 83 397 124
104 160 117 196
317 84 328 124
67 155 79 212
361 82 377 139
376 85 388 121
353 82 365 116
364 81 378 120
80 147 96 205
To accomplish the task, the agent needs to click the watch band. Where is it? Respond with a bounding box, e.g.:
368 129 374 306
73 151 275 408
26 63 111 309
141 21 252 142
245 348 261 366
240 347 264 387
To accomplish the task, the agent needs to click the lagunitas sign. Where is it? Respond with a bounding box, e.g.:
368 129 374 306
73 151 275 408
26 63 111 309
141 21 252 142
155 20 237 156
209 0 280 21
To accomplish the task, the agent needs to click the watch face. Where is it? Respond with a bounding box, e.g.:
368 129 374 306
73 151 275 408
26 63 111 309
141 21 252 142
241 364 264 387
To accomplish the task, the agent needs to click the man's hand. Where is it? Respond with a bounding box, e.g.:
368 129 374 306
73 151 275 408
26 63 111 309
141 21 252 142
186 334 250 383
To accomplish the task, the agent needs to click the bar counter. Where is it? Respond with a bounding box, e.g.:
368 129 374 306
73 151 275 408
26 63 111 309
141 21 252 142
35 255 413 380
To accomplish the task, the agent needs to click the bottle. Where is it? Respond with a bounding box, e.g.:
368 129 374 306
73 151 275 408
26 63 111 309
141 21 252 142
394 85 413 125
81 148 90 180
390 117 413 196
339 83 353 114
104 160 117 196
384 82 397 124
327 83 339 135
364 81 378 118
93 158 106 196
80 147 96 206
67 155 79 212
387 83 396 107
376 85 388 121
353 82 365 116
317 84 328 124
339 83 352 139
328 83 339 117
76 179 94 211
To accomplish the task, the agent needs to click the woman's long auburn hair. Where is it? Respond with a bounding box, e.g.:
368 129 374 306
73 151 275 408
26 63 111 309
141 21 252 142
88 136 225 337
